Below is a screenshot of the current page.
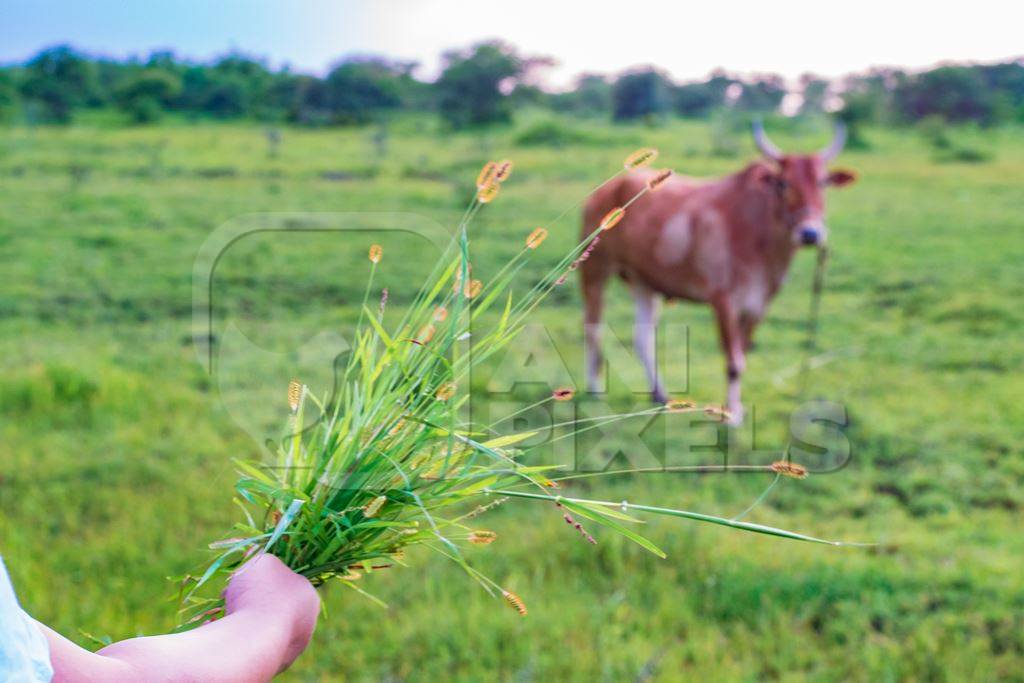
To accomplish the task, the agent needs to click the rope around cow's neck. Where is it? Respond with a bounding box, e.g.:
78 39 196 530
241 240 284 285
796 244 830 399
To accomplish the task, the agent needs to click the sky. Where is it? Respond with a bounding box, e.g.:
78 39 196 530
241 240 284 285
2 0 1021 88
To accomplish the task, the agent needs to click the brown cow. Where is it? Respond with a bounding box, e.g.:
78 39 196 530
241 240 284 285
580 123 856 424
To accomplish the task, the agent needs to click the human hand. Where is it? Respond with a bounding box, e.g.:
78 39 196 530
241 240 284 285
223 554 320 673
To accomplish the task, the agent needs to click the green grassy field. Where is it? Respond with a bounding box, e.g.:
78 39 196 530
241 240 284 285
2 114 1023 681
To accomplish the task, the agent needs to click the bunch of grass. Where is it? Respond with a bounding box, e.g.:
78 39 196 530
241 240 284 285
179 150 857 626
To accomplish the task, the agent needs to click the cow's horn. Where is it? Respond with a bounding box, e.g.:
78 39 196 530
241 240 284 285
752 120 783 161
819 121 847 162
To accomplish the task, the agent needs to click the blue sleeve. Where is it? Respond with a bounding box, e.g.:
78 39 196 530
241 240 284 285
0 557 54 682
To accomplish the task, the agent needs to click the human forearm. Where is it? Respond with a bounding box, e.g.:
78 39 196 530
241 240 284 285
96 606 295 682
41 555 319 683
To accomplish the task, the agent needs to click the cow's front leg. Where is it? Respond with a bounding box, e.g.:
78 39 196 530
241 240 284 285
712 297 745 425
631 284 667 403
739 311 761 352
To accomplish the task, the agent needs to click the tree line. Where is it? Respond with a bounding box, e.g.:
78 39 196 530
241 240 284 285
1 41 1022 129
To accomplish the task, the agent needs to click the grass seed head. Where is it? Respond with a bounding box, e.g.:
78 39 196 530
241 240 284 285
452 265 472 293
433 306 448 322
368 244 383 264
469 530 498 545
600 207 625 231
526 227 548 249
287 379 302 412
478 182 500 204
770 461 809 479
388 418 406 436
624 148 658 170
464 279 483 298
666 399 696 412
417 324 436 344
362 495 387 518
703 404 733 422
502 590 528 616
647 168 673 192
435 382 456 401
494 159 513 182
476 161 498 189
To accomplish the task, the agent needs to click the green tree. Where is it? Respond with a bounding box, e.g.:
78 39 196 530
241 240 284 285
175 54 272 119
894 66 997 124
114 69 181 123
0 69 18 121
612 68 671 122
978 62 1024 121
735 74 786 113
436 41 522 128
836 91 876 149
321 58 409 125
550 74 611 117
673 73 736 118
19 45 97 123
287 75 331 125
799 75 830 115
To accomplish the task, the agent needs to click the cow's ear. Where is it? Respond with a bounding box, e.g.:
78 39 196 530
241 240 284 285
751 163 782 189
827 168 857 187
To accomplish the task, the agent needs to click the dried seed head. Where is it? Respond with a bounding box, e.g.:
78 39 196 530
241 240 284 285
433 306 448 322
478 182 500 204
464 279 483 298
624 148 658 170
560 506 597 544
502 590 528 616
703 405 733 422
368 244 383 264
469 530 498 545
476 161 498 189
647 168 673 192
338 570 362 581
600 207 625 231
435 382 456 401
494 159 513 183
665 399 696 412
770 461 809 479
525 227 548 250
552 387 575 401
417 324 436 344
287 380 302 412
362 495 387 518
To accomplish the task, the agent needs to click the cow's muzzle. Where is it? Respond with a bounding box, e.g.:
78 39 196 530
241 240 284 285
797 224 825 246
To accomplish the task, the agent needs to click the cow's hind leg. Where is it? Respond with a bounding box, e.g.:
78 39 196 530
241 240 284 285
631 283 667 403
712 296 746 425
